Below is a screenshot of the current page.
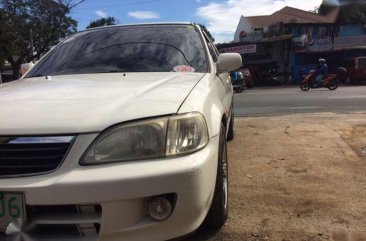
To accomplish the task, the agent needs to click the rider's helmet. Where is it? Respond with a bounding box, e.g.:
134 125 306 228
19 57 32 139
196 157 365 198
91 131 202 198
318 58 326 63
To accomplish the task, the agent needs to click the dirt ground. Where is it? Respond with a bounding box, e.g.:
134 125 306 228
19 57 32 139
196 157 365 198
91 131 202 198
189 113 366 241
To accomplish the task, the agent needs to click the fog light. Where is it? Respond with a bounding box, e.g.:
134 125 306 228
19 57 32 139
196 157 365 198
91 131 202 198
148 197 173 221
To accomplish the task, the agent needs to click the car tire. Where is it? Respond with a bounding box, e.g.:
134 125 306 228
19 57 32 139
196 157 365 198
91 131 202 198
227 110 234 141
237 85 245 93
204 123 229 229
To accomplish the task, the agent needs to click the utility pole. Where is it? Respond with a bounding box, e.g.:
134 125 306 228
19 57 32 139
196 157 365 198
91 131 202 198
30 29 34 62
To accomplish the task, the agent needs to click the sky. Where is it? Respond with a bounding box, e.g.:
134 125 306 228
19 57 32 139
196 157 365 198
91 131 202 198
71 0 323 43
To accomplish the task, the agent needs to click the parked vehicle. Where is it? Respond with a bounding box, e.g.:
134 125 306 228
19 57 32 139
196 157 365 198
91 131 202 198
300 69 339 91
0 23 242 241
263 68 281 85
0 69 14 82
342 57 366 84
231 71 245 93
243 69 253 88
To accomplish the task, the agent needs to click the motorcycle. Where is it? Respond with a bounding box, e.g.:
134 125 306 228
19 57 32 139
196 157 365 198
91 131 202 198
263 68 281 86
231 72 245 93
300 70 339 91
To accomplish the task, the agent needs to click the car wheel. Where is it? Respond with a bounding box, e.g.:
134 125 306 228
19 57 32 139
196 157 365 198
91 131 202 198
204 123 229 229
234 87 244 93
227 110 234 141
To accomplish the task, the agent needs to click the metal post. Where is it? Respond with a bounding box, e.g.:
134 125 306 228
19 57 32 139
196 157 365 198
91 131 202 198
30 29 34 61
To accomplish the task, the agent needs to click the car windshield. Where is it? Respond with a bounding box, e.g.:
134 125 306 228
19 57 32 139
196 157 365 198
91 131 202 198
26 25 208 77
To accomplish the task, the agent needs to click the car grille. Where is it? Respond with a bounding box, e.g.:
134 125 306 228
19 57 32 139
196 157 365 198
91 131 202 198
0 136 74 177
0 204 102 240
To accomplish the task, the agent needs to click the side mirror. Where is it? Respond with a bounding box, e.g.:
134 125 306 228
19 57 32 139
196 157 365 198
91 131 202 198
216 53 242 74
20 62 35 76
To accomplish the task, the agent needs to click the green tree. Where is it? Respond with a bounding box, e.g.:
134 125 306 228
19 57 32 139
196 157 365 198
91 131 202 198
0 0 85 80
319 1 366 23
0 55 4 70
196 23 215 43
0 55 4 83
347 3 366 23
86 17 117 29
309 7 319 14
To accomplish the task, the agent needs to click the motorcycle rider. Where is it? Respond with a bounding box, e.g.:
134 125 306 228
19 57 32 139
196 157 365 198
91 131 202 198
230 71 239 81
230 71 245 92
315 58 328 86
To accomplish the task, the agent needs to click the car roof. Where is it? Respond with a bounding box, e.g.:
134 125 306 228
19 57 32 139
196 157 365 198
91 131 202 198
81 22 197 33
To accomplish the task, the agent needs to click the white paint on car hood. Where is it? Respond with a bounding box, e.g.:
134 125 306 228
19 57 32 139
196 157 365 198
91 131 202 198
0 72 205 135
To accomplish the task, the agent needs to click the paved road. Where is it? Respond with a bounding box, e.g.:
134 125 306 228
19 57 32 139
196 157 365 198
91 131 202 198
234 86 366 117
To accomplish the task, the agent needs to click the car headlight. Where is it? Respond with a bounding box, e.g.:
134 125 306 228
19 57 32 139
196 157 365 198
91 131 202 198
80 113 209 165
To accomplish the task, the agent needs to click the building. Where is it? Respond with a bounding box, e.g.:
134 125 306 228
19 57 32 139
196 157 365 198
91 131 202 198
218 3 366 84
290 5 366 82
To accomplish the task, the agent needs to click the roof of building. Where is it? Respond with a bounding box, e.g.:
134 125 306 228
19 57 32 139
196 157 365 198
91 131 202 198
245 6 333 29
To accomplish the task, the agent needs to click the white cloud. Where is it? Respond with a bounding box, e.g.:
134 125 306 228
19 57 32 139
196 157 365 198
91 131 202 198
95 10 108 18
214 33 234 44
197 0 323 43
128 11 160 20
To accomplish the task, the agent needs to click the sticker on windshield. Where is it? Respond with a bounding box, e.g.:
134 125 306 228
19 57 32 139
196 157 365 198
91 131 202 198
173 65 195 73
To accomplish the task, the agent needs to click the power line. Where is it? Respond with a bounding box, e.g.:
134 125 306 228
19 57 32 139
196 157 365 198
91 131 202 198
74 0 163 11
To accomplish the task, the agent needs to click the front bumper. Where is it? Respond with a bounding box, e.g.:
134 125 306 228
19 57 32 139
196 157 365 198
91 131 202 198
0 134 220 241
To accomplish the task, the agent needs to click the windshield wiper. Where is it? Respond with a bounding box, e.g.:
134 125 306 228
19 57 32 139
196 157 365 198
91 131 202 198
27 74 44 78
109 70 126 73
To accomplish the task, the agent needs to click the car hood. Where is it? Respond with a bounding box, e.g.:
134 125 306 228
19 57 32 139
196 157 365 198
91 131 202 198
0 72 205 135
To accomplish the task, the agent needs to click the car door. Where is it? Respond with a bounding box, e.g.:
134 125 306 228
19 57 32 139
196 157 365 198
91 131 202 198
202 33 233 118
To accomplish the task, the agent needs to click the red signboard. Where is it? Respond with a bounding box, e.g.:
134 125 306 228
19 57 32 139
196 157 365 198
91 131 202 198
220 44 257 54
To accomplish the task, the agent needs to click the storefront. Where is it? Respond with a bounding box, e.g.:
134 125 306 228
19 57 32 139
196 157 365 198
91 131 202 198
291 34 366 83
217 35 292 85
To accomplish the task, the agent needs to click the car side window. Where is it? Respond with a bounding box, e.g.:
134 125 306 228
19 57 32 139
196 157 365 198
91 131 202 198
203 32 218 62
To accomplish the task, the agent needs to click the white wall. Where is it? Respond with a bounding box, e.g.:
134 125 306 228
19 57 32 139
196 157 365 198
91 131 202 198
234 16 253 42
234 16 266 42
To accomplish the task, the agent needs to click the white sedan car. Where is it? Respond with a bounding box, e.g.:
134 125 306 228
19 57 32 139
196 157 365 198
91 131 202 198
0 23 241 241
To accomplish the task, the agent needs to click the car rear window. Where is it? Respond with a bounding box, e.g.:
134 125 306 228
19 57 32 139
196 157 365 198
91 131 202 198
27 25 208 77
